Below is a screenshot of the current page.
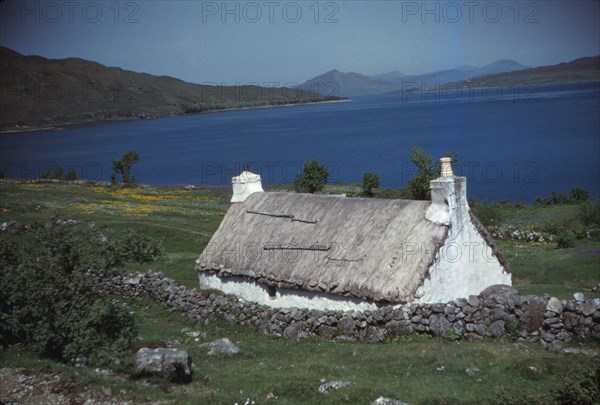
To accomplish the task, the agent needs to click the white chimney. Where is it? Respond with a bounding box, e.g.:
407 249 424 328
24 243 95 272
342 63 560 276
231 165 264 203
425 157 469 227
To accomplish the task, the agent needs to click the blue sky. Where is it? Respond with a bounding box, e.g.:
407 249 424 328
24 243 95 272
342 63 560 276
1 0 599 85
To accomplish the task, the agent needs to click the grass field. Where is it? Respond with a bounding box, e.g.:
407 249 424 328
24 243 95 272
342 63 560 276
1 181 599 404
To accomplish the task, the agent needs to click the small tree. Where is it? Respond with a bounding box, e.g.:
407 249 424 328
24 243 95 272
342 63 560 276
40 165 64 180
112 151 139 184
362 172 380 197
406 147 438 200
294 159 329 193
64 169 78 181
570 187 589 204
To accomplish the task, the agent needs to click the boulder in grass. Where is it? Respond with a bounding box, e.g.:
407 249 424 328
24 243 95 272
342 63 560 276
135 347 192 382
200 338 240 356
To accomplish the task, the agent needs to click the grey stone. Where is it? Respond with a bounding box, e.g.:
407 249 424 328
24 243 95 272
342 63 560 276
200 338 240 356
452 321 466 335
546 297 563 314
371 397 410 405
479 285 518 300
475 323 486 336
556 331 571 341
582 302 596 316
467 295 481 307
542 317 561 326
337 316 356 335
386 320 413 337
283 322 309 342
563 312 579 329
318 325 339 339
547 339 563 352
429 315 451 337
503 314 518 331
135 347 192 380
366 326 386 343
319 380 352 394
465 367 480 377
455 298 469 308
573 292 585 303
488 320 505 338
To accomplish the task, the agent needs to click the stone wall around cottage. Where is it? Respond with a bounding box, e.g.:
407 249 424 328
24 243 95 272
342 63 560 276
102 271 600 351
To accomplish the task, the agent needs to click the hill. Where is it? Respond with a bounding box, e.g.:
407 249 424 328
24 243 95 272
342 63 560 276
0 47 343 132
301 60 528 97
456 56 600 87
299 69 392 97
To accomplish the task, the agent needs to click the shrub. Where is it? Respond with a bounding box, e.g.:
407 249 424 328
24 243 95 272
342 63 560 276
535 188 590 206
361 172 379 197
63 169 78 181
470 201 505 228
0 225 160 369
294 159 329 193
112 151 140 184
578 199 600 227
406 147 438 200
40 164 64 180
553 366 600 405
556 233 575 249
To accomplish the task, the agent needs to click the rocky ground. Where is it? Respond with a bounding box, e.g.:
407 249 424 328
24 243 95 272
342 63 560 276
0 368 156 405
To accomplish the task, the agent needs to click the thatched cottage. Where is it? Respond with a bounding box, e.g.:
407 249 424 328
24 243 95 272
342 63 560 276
196 158 511 310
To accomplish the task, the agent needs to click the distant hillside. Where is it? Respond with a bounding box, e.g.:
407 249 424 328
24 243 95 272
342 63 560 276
455 56 600 87
299 69 392 97
0 47 343 132
302 60 528 97
392 60 528 89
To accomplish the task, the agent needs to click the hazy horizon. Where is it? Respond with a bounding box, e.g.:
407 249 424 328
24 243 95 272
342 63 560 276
1 1 599 86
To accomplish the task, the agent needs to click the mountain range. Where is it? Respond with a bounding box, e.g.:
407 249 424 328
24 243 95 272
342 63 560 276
300 60 529 97
453 55 600 88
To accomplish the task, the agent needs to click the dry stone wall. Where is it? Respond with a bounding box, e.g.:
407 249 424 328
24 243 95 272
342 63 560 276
102 271 600 351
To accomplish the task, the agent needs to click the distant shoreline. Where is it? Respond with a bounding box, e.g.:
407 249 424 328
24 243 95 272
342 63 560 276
0 98 350 135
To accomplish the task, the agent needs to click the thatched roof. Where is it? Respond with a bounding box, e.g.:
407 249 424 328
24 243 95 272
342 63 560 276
197 192 449 304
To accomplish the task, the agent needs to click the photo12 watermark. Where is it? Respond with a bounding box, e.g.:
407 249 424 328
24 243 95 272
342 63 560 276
200 161 340 184
0 1 140 24
201 1 340 23
1 80 146 106
400 1 540 24
0 161 105 181
401 160 540 185
400 82 539 104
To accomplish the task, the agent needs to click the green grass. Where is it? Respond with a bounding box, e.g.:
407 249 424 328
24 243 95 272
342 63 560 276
1 181 599 403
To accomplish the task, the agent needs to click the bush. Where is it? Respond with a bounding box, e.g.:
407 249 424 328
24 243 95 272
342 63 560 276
578 199 600 227
470 201 505 228
553 366 600 405
64 169 78 181
294 159 329 194
112 151 140 184
0 225 160 369
556 233 575 249
406 147 438 200
535 188 590 206
361 172 379 197
40 165 64 180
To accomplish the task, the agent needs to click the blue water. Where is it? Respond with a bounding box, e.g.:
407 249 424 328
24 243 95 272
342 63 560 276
1 81 599 202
